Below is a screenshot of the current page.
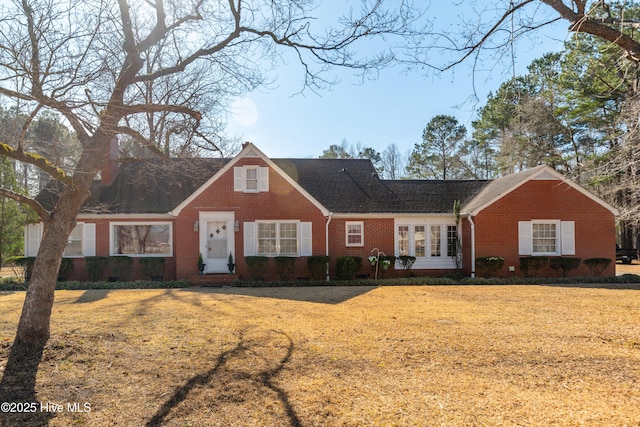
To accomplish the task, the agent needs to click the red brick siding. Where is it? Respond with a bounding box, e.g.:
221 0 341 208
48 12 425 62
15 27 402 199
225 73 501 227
176 158 327 280
327 218 395 278
472 180 616 277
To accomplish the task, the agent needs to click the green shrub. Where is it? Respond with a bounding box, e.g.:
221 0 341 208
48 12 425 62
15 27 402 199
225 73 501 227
549 257 582 277
307 256 329 281
336 256 358 280
398 256 416 270
86 256 110 281
583 258 612 277
245 256 269 280
519 256 549 278
475 256 504 278
352 256 363 273
139 257 166 280
109 256 133 281
58 258 75 281
274 256 296 281
13 257 36 281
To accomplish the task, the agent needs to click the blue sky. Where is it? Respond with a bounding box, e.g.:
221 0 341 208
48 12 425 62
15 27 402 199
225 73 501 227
226 2 568 159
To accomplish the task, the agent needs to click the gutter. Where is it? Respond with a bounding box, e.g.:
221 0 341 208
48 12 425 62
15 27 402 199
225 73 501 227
467 215 476 278
325 213 333 281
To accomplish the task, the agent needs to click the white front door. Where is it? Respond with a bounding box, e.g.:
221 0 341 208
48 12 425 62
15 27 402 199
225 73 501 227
200 212 235 273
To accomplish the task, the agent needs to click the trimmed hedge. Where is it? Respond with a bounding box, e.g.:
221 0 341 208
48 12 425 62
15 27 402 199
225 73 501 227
475 256 504 278
307 256 329 280
86 256 110 281
583 258 612 277
520 256 549 278
336 256 359 280
109 256 134 281
139 257 166 280
274 256 296 281
245 256 269 280
549 257 581 277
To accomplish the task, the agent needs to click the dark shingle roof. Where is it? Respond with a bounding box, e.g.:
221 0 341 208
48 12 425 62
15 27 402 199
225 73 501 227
37 158 229 214
273 159 490 213
38 157 493 215
383 180 491 213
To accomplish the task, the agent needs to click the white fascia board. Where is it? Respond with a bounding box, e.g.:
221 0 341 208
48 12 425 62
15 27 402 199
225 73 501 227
331 212 455 219
468 165 619 217
170 142 330 216
77 213 175 220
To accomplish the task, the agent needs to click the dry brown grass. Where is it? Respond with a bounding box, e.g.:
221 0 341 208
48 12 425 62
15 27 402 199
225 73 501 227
0 285 639 426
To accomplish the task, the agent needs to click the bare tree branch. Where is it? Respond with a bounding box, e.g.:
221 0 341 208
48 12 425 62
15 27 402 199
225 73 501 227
0 187 50 221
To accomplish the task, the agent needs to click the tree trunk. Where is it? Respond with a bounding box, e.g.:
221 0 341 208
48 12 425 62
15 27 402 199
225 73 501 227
14 189 86 345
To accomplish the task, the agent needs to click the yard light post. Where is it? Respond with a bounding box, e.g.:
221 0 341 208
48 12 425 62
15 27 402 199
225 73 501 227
371 248 385 281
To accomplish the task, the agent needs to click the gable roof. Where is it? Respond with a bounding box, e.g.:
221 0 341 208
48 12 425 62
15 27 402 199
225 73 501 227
38 144 616 218
461 164 619 216
170 143 330 215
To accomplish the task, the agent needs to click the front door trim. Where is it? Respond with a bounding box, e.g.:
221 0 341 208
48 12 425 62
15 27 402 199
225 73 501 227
199 211 235 274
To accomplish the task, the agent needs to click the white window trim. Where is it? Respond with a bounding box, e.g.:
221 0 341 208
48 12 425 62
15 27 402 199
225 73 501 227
25 222 96 258
244 165 260 193
234 166 269 193
345 221 364 247
256 220 300 257
63 223 85 258
518 220 575 256
394 220 457 269
109 222 173 257
531 220 561 256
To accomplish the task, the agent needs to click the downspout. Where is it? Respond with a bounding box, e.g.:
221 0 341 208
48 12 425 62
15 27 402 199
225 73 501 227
467 215 476 278
325 214 333 282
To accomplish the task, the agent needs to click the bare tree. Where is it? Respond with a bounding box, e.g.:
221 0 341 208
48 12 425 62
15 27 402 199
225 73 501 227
0 0 421 346
380 143 406 179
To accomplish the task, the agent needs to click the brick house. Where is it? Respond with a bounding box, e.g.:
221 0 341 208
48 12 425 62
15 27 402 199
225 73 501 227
26 142 618 281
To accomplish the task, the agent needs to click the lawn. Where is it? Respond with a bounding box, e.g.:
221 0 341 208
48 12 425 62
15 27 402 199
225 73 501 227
0 285 639 426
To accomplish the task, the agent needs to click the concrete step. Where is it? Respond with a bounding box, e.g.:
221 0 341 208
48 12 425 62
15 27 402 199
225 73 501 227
188 274 237 287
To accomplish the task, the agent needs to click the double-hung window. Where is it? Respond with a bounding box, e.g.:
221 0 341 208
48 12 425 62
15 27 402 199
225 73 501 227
257 222 298 256
518 220 575 256
64 224 84 257
532 223 557 254
234 166 269 192
345 222 364 247
244 221 312 257
26 222 96 258
245 167 259 191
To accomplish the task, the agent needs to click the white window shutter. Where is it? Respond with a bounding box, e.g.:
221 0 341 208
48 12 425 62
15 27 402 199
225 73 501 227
84 223 96 256
300 222 312 256
561 221 575 255
259 167 269 192
234 167 244 192
26 223 42 257
243 222 256 256
518 221 532 255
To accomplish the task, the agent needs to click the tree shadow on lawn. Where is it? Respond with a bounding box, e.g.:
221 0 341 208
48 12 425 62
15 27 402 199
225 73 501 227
73 289 111 304
0 341 54 427
186 285 377 305
146 330 301 427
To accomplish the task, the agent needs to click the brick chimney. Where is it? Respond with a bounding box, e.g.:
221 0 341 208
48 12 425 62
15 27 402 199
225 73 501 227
101 137 119 186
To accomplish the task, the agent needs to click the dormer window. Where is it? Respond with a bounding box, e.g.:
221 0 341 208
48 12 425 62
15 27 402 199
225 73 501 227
234 166 269 192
